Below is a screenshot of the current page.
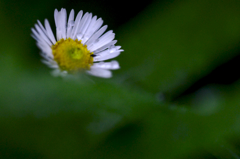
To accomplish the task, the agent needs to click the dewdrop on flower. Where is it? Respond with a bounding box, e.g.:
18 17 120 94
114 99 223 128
31 8 123 78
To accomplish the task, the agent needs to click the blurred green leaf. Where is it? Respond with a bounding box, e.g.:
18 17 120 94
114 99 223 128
117 0 240 97
87 81 240 159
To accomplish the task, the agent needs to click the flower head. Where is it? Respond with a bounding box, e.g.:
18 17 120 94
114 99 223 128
32 8 123 78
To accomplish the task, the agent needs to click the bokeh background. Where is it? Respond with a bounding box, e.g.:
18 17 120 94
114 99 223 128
1 0 240 158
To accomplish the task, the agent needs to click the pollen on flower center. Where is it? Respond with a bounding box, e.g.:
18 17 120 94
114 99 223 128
52 38 94 72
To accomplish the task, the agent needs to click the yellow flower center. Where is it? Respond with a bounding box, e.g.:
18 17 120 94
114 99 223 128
52 38 94 72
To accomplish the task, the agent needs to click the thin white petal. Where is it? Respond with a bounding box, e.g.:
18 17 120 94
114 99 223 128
88 30 115 51
40 55 54 63
55 8 67 40
83 17 104 45
51 69 68 77
67 9 75 38
34 24 52 46
36 42 53 58
76 13 92 40
81 16 97 44
91 61 120 70
94 51 121 62
54 9 61 40
71 10 83 39
87 68 112 78
41 60 58 68
109 46 122 53
37 20 54 44
93 40 117 53
60 8 67 39
31 28 51 48
86 25 108 49
54 9 58 27
44 19 56 44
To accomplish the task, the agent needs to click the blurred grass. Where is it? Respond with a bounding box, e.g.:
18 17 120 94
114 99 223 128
1 0 240 158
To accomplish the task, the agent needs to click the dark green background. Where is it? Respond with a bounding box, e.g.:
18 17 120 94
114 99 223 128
1 0 240 158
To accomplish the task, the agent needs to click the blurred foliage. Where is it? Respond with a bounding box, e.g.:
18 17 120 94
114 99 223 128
1 0 240 158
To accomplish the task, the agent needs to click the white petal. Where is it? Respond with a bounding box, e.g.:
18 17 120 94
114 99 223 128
58 8 67 39
51 69 68 77
54 9 61 40
76 13 92 40
40 52 54 61
81 16 98 44
55 8 67 40
94 51 121 62
37 20 54 44
91 61 120 70
34 24 52 46
82 17 104 45
62 9 67 39
36 42 53 58
86 25 108 49
54 9 58 27
67 9 75 38
41 60 58 68
94 45 123 55
94 40 117 53
71 10 83 39
109 46 122 53
31 28 51 49
88 30 115 51
87 68 112 78
44 19 56 44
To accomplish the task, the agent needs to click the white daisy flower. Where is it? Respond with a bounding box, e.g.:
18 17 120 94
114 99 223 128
32 8 123 78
